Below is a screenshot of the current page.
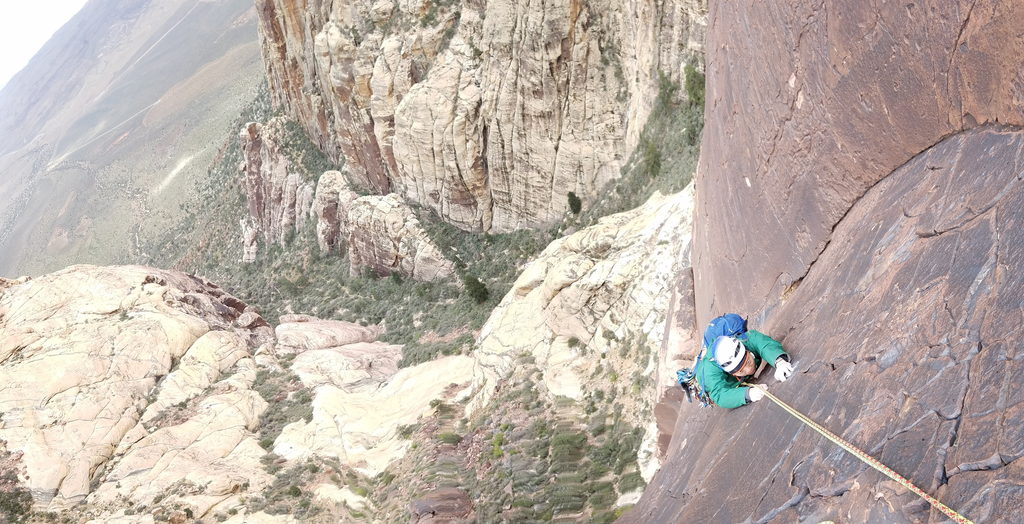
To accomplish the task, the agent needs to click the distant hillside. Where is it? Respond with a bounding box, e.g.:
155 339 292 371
0 0 262 276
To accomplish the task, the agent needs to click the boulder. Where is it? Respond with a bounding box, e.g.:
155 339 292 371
290 341 402 392
346 194 456 281
408 487 473 523
274 317 382 353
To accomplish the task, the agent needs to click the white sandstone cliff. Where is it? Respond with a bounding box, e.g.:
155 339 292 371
256 0 707 232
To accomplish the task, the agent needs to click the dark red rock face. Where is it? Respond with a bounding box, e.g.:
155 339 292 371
629 1 1024 522
632 127 1024 523
691 1 1024 319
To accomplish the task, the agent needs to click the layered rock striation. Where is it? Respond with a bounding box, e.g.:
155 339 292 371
256 0 707 232
630 2 1024 522
240 118 316 262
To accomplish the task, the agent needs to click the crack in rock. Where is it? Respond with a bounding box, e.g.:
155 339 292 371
753 486 809 524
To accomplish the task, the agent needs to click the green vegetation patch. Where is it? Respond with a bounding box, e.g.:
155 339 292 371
253 367 314 448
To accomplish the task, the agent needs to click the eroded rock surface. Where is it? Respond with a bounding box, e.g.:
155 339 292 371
240 118 316 262
0 265 489 520
274 354 475 476
274 314 383 353
256 0 707 231
691 0 1024 317
243 161 456 281
311 169 359 254
0 265 272 515
630 1 1024 521
346 194 456 281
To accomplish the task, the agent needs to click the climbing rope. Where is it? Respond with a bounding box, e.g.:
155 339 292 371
742 383 974 524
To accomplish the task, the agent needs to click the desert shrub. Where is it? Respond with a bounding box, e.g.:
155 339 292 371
0 488 32 523
684 61 705 108
437 432 463 445
618 471 646 493
567 192 582 214
463 275 489 304
254 370 314 449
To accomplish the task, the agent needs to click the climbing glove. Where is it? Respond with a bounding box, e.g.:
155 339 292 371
748 387 765 403
774 357 794 382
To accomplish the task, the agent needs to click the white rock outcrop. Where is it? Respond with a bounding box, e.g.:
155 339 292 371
0 265 272 514
346 194 456 281
274 354 475 476
0 265 484 519
470 185 694 411
244 162 457 281
311 169 360 254
239 118 316 260
274 315 383 353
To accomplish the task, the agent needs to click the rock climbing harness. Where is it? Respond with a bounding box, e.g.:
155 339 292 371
743 383 974 524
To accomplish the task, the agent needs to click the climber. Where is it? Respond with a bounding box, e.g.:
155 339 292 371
677 313 794 408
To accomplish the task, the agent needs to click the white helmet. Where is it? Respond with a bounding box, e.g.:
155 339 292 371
713 336 746 374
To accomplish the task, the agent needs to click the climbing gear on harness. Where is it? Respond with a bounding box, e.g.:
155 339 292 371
773 358 794 382
713 336 746 373
743 383 975 524
677 367 713 407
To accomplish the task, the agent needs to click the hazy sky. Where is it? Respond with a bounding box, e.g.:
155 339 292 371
0 0 90 90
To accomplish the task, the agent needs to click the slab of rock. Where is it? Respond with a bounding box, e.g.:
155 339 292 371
256 0 707 231
650 266 699 462
470 185 694 413
273 355 475 475
274 317 382 353
691 0 1024 320
0 265 270 513
469 185 695 480
290 341 402 392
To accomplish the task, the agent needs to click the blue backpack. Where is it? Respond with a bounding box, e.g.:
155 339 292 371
677 313 749 407
702 313 749 352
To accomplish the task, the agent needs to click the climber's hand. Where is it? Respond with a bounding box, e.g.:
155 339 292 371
748 387 765 403
774 358 794 382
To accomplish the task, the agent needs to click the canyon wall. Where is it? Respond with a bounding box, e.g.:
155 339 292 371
255 0 707 232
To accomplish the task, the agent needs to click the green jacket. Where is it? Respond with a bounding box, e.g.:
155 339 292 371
695 329 787 409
